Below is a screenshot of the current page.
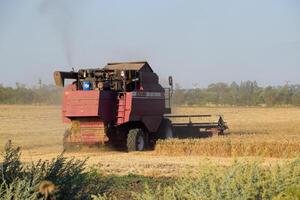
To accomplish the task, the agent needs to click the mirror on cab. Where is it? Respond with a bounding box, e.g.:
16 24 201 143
168 76 173 87
168 76 173 96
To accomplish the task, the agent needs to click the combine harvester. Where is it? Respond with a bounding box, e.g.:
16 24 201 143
54 62 228 151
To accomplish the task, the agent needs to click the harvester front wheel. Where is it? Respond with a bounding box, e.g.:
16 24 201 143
158 119 174 139
127 128 146 152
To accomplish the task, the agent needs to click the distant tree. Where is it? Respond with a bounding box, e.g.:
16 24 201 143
239 81 256 105
263 86 277 106
292 92 300 106
251 81 263 106
230 82 239 105
0 82 300 106
172 83 185 105
0 84 62 105
277 86 292 105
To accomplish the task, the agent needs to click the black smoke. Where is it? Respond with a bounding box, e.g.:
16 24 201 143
39 0 74 67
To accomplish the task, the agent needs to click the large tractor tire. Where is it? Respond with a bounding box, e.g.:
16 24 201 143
158 119 174 139
127 128 146 152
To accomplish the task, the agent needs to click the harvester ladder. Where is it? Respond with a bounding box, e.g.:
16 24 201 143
116 93 126 124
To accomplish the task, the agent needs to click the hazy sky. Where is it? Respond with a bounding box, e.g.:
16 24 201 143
0 0 299 88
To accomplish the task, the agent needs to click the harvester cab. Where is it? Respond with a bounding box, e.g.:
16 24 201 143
54 61 227 151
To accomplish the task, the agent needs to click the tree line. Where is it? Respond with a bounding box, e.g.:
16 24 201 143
1 81 300 106
0 83 62 104
172 81 300 106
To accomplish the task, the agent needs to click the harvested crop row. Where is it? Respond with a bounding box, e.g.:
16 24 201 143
155 136 300 158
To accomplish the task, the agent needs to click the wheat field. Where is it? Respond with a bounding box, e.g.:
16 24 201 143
0 105 65 154
1 105 300 176
155 107 300 157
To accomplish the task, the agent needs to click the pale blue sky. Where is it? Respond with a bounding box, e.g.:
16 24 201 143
0 0 299 88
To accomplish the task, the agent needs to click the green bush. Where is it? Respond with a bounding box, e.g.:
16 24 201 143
0 141 41 199
0 178 41 200
0 141 92 200
0 142 173 199
131 160 300 200
272 186 300 200
1 141 300 200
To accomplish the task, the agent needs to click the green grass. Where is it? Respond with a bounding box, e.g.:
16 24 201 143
89 173 174 200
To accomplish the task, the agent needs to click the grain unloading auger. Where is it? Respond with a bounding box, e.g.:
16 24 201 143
54 61 228 151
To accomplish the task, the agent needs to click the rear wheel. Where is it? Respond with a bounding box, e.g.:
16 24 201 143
158 119 174 139
127 128 146 152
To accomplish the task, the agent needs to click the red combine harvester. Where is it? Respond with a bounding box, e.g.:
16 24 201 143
54 62 227 151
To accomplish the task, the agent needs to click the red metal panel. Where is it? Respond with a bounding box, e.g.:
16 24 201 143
125 92 132 122
116 93 132 125
63 90 100 117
